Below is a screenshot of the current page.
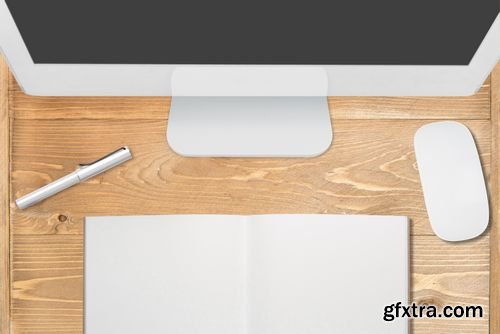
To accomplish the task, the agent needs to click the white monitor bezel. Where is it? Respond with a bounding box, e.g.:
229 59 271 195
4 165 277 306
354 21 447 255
1 1 499 97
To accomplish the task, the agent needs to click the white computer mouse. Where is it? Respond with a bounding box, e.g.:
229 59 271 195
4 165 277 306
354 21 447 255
414 121 489 242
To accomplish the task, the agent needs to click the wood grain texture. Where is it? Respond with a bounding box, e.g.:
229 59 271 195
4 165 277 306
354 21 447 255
4 64 495 333
11 236 82 334
490 62 500 334
9 234 489 334
9 119 491 236
331 79 491 120
10 80 490 120
0 57 11 334
411 235 490 334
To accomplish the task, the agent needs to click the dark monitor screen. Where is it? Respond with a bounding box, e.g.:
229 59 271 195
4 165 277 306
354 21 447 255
5 0 499 65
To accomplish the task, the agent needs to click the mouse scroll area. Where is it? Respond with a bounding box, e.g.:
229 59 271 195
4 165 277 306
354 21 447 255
414 121 489 242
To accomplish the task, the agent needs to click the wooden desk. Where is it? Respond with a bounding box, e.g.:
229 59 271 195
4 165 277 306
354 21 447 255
1 58 499 334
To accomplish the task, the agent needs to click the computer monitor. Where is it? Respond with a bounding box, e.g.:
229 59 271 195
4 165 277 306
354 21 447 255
1 0 499 157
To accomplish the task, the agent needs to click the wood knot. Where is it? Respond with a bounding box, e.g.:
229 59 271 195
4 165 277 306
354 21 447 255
416 298 443 308
58 214 68 223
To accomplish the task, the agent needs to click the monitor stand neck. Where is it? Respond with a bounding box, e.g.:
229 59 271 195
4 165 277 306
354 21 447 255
167 97 332 157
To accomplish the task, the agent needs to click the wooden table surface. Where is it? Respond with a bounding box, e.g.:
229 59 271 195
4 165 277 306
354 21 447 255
1 58 499 334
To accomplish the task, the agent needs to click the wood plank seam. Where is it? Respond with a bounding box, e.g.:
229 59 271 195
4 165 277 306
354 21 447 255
4 59 496 334
9 80 491 121
8 119 491 237
1 57 11 334
490 62 499 334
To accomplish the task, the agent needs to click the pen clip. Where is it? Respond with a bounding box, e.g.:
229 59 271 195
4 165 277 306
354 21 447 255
78 147 129 169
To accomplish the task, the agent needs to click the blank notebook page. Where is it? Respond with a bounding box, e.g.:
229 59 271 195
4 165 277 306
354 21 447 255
85 214 408 334
248 215 408 334
85 215 247 334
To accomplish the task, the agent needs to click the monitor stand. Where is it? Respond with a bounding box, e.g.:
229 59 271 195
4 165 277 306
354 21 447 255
166 97 332 157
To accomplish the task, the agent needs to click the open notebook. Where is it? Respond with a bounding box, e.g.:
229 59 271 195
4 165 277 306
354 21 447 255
85 215 408 334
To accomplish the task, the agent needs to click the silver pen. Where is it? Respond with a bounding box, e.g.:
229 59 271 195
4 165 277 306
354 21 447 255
15 146 133 210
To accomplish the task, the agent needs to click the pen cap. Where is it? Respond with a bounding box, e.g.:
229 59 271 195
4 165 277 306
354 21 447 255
77 147 133 181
